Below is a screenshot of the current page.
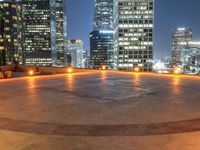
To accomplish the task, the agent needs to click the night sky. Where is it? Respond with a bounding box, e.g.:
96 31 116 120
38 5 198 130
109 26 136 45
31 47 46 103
66 0 200 58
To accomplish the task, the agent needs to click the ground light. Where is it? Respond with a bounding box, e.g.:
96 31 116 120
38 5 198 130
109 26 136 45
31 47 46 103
66 67 73 73
101 65 107 70
28 70 34 76
174 67 182 74
134 67 140 72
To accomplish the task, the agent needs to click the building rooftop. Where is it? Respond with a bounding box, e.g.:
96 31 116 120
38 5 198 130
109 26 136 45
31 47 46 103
0 71 200 149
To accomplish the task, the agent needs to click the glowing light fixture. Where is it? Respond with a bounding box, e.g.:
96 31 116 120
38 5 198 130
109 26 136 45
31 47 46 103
28 70 34 76
134 67 140 72
174 67 182 74
67 67 73 73
101 65 107 70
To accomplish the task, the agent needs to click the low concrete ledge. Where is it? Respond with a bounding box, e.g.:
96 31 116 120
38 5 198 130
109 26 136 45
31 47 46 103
0 65 15 71
0 65 94 75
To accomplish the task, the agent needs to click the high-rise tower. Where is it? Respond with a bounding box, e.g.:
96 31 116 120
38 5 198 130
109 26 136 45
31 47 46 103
21 0 66 66
0 0 22 65
171 27 192 66
113 0 154 71
90 0 114 69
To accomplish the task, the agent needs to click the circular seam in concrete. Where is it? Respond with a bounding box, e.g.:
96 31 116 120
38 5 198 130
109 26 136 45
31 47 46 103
0 117 200 136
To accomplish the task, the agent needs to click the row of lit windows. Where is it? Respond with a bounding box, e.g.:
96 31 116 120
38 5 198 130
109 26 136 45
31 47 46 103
119 11 153 15
118 54 152 58
118 59 152 62
119 2 153 7
119 19 153 24
118 63 152 68
118 24 153 28
118 40 153 45
118 15 153 19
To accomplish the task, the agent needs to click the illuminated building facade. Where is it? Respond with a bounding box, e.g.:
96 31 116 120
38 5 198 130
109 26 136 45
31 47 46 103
90 0 114 69
21 0 66 66
0 0 22 66
180 41 200 74
93 0 113 31
90 30 113 69
67 40 84 68
113 0 154 71
171 27 192 66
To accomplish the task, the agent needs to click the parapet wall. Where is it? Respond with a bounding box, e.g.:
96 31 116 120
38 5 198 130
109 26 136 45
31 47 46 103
0 65 91 74
0 65 15 71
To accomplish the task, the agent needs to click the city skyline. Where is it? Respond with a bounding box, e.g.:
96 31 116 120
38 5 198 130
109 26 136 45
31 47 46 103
1 1 200 149
66 0 200 58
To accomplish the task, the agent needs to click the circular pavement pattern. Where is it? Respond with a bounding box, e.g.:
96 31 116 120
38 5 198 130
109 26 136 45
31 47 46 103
0 117 200 136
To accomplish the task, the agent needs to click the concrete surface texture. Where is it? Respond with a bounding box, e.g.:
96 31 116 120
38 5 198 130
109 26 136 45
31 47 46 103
0 71 200 149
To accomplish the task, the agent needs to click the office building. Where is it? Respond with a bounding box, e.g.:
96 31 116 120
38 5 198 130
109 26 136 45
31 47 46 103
0 0 22 65
171 27 192 66
21 0 66 66
113 0 154 71
90 30 113 69
90 0 114 69
67 40 84 68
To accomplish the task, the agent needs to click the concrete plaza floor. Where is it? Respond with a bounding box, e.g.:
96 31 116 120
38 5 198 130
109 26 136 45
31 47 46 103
0 71 200 149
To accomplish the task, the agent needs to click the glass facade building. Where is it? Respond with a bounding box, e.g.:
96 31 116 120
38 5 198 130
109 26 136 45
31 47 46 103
171 27 192 66
21 0 66 66
90 30 113 69
113 0 154 71
90 0 114 69
0 0 22 65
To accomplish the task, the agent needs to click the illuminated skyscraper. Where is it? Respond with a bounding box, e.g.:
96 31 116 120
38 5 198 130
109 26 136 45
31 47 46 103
21 0 66 66
113 0 154 71
171 27 192 66
0 0 22 65
90 30 113 69
90 0 114 69
93 0 113 31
